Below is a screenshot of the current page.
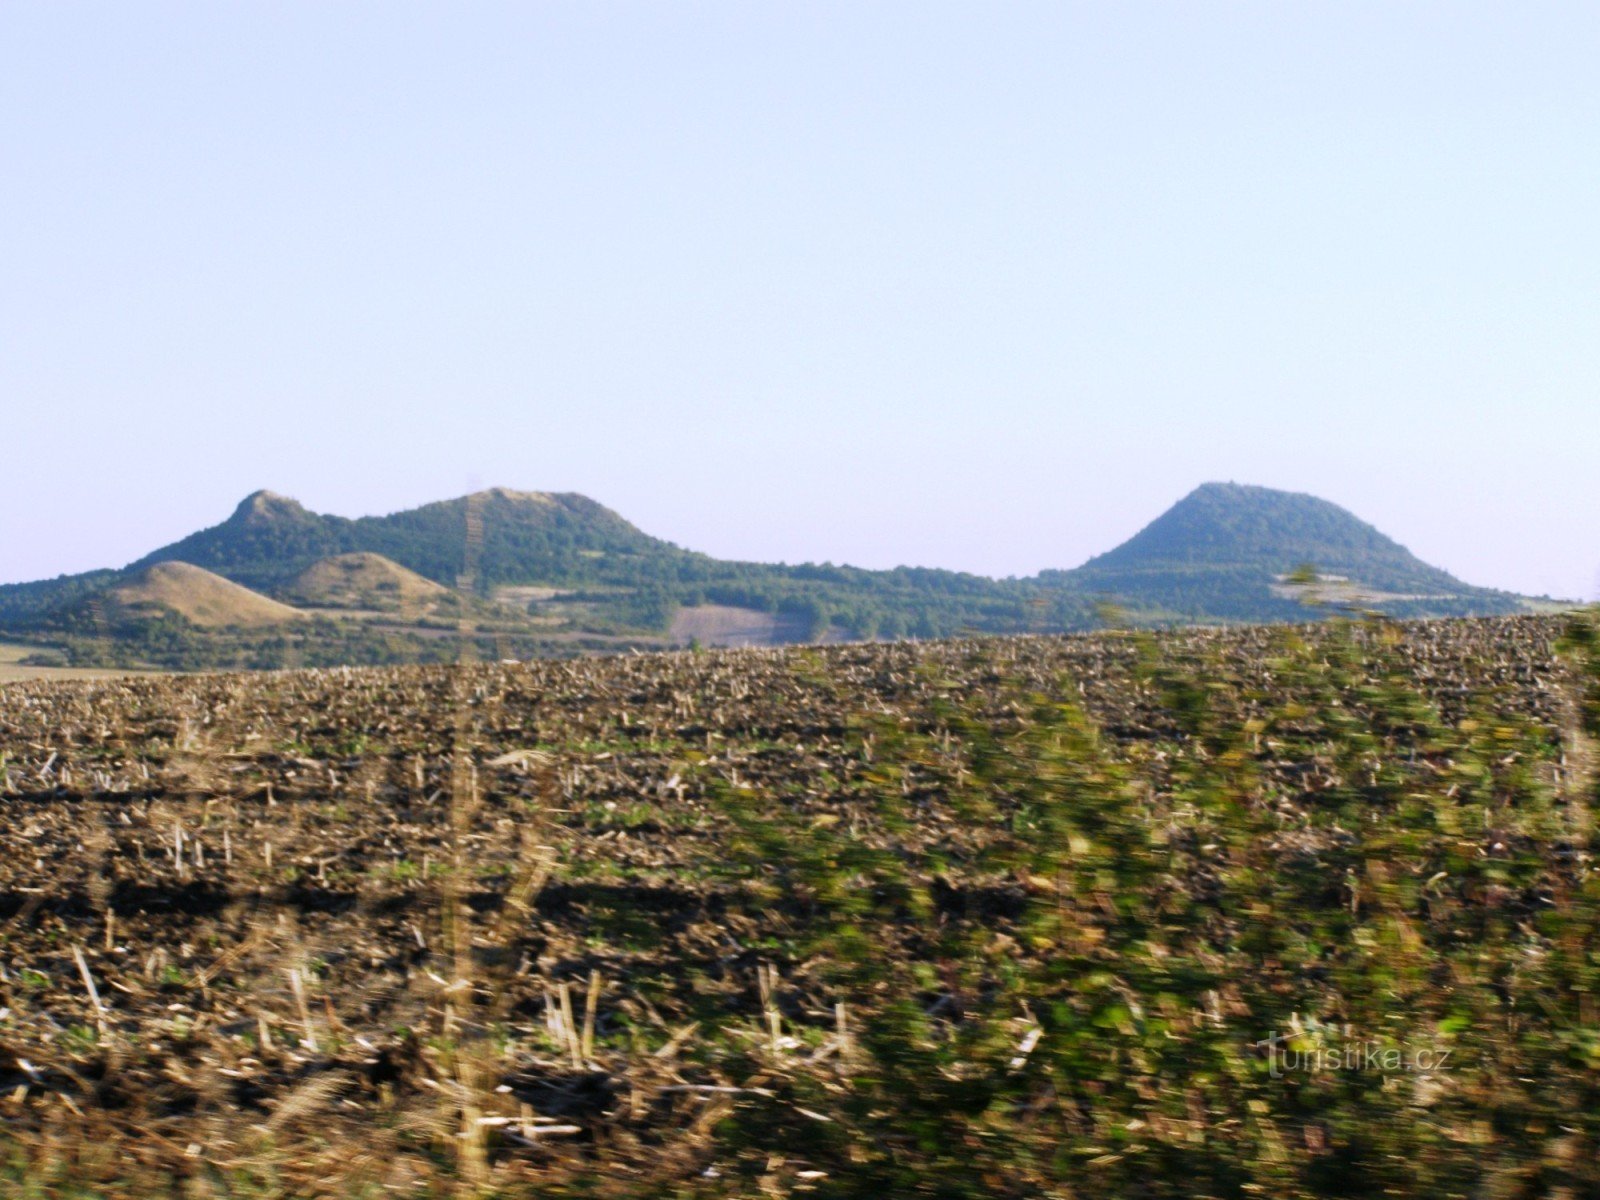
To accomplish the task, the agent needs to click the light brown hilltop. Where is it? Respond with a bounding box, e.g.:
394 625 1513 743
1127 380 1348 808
108 562 303 629
469 486 556 506
288 552 460 615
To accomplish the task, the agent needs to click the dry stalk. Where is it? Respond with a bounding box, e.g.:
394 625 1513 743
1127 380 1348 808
442 490 490 1191
582 969 601 1063
72 946 107 1037
759 962 783 1056
287 967 318 1053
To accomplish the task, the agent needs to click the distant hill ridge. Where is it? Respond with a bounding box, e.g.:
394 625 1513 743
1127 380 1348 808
0 481 1537 668
128 487 667 592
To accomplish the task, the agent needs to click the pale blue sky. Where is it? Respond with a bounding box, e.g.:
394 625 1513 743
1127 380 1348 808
4 3 1597 599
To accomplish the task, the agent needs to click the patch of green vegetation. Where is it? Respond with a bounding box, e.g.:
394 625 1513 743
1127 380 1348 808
681 613 1600 1197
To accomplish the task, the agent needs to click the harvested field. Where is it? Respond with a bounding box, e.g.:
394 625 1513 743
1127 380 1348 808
0 613 1597 1197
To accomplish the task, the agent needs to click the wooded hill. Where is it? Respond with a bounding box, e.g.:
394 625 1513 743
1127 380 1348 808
1047 482 1525 623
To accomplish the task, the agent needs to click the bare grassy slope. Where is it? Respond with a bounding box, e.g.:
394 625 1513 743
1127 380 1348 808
107 562 303 629
285 551 456 615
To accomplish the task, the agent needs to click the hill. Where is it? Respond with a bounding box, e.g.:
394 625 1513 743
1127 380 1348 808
102 562 303 629
123 488 1091 643
1050 482 1526 622
285 552 462 616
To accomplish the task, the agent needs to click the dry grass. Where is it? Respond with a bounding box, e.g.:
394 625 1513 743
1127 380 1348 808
286 553 461 617
106 563 303 629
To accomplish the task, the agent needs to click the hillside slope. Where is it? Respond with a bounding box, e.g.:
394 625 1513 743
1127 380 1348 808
103 562 303 629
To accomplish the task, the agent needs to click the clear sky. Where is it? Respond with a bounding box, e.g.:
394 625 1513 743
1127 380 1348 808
4 3 1597 599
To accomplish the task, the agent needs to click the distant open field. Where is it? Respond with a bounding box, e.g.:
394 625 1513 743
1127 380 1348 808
668 602 812 646
1 613 1597 1197
0 641 165 683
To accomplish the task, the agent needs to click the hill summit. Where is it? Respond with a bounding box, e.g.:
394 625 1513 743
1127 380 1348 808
231 489 314 524
1085 483 1459 587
